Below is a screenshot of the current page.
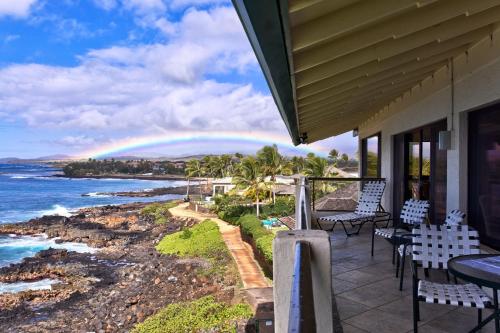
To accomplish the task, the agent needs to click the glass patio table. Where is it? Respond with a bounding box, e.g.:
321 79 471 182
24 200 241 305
448 254 500 333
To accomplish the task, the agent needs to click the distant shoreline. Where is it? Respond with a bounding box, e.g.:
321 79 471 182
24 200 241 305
53 173 190 181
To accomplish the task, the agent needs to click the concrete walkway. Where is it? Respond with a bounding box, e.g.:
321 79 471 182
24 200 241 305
168 203 270 289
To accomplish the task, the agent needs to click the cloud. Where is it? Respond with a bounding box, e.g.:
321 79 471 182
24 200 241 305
169 0 230 10
53 135 97 147
0 6 278 140
92 0 118 11
4 34 20 43
0 0 39 18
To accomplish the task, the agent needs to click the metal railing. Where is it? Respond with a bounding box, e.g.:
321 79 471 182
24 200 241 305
309 177 386 212
287 177 317 332
288 241 316 333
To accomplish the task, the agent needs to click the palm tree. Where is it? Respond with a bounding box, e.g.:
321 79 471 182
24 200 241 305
233 156 267 217
304 153 331 195
185 159 204 199
257 144 291 203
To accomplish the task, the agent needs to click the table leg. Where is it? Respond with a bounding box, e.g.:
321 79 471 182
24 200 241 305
494 289 499 333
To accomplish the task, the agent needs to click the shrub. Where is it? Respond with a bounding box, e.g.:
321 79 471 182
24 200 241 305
132 296 252 333
238 215 270 240
255 234 274 263
141 201 178 224
213 195 253 224
156 220 227 263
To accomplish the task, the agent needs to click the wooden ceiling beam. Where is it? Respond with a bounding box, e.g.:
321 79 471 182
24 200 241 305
293 0 500 53
296 45 467 99
299 81 421 123
296 26 490 87
294 3 500 71
298 72 432 117
297 67 439 108
292 0 435 52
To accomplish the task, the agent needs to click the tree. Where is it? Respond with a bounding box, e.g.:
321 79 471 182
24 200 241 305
233 156 267 217
304 154 330 178
341 153 349 162
328 149 339 163
185 159 204 199
257 144 291 203
290 156 305 174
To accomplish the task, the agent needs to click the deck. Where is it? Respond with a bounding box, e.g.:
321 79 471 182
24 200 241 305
323 221 497 333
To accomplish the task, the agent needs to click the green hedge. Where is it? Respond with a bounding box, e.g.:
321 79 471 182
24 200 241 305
237 214 274 274
132 296 252 333
155 220 227 263
141 201 178 224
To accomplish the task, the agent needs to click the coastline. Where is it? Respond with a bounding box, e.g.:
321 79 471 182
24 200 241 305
53 173 191 181
0 201 238 332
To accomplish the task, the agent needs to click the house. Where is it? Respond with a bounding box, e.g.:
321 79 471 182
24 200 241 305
233 1 500 332
212 177 236 196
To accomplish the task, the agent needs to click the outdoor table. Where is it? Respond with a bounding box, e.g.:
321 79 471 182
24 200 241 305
448 254 500 333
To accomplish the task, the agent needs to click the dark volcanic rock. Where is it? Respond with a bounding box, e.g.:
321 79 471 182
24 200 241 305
0 203 233 333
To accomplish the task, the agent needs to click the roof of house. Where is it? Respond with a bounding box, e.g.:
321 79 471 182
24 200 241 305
232 0 500 143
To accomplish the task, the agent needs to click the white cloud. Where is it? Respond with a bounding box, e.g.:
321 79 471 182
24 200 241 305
92 0 118 11
0 6 277 139
0 0 39 18
54 135 97 147
4 34 20 43
169 0 230 10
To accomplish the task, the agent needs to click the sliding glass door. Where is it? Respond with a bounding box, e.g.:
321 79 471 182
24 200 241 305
469 105 500 249
393 119 447 223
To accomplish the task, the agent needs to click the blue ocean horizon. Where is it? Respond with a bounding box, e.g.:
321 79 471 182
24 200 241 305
0 163 185 224
0 163 186 270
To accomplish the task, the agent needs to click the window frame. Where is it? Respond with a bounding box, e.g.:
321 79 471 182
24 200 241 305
361 132 382 178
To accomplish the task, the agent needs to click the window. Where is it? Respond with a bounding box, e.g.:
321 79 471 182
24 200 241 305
362 133 381 178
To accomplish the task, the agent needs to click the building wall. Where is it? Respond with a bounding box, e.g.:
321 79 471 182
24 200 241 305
358 29 500 219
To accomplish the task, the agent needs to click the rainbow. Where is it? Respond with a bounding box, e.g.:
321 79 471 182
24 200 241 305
76 131 329 159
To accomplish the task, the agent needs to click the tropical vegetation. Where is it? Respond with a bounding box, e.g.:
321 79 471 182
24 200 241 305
132 296 252 333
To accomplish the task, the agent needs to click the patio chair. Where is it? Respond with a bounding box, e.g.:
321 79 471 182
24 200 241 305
397 209 466 290
371 199 429 264
317 181 386 236
410 224 489 333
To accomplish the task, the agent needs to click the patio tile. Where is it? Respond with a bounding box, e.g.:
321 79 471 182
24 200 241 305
344 308 414 333
420 309 497 333
378 295 454 325
342 323 370 333
334 269 386 288
337 280 403 308
336 296 371 320
333 278 358 295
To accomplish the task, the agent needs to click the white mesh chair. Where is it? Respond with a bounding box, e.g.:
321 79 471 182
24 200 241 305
371 199 429 265
317 181 386 236
410 224 490 332
397 209 466 290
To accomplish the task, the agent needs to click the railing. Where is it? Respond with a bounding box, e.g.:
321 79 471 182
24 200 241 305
295 177 312 230
309 177 386 212
288 241 316 333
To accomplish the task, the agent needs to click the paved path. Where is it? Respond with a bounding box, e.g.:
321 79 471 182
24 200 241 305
169 203 270 289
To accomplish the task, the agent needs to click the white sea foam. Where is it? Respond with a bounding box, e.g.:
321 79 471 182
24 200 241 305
10 176 29 179
40 205 73 217
0 279 61 294
84 192 111 198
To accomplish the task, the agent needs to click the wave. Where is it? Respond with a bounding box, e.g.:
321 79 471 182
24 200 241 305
83 192 111 198
39 205 73 218
10 176 30 179
0 278 61 294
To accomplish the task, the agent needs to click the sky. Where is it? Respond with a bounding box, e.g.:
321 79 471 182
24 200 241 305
0 0 357 159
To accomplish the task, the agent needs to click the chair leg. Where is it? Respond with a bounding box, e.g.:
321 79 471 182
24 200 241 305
424 268 429 278
400 251 406 291
340 221 351 237
395 250 400 278
412 273 419 332
371 224 375 257
477 309 482 326
392 243 396 265
445 270 450 282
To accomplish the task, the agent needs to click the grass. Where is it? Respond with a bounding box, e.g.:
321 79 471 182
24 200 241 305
132 296 252 333
141 201 178 224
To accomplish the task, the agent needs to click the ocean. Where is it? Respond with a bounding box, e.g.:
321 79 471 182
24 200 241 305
0 163 186 272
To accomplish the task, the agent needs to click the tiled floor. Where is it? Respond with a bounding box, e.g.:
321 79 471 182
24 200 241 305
320 219 497 333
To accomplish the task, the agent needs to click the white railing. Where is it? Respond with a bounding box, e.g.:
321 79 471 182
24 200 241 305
295 176 312 230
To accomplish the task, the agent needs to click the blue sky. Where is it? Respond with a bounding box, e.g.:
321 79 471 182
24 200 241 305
0 0 356 159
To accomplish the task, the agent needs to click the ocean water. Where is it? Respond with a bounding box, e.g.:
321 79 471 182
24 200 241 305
0 163 186 224
0 163 186 274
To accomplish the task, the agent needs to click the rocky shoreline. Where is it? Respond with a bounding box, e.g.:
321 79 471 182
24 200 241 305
53 174 190 181
0 202 241 332
82 185 211 198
